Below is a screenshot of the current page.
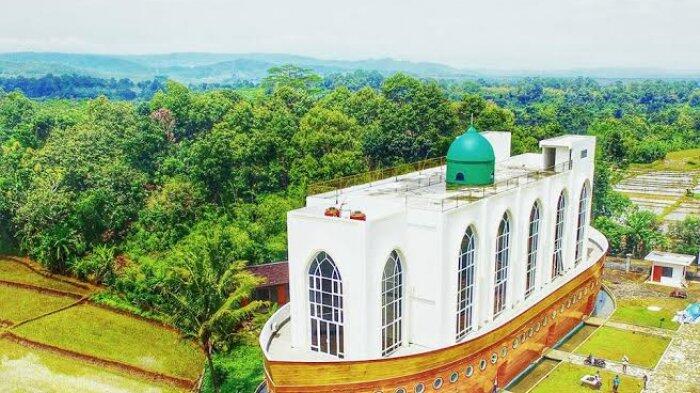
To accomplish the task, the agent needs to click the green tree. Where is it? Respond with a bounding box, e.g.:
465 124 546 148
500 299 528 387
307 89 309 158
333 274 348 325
669 215 700 256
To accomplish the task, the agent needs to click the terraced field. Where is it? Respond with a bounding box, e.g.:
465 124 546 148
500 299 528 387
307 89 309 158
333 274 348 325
0 257 204 393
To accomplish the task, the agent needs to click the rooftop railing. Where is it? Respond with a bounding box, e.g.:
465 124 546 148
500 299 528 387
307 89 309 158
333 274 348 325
307 156 446 196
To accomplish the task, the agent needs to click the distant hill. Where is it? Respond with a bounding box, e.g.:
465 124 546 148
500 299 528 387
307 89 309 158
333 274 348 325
0 52 698 83
0 52 472 83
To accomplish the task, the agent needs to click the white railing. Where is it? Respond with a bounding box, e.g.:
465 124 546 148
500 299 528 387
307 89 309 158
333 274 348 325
588 226 609 255
259 303 291 354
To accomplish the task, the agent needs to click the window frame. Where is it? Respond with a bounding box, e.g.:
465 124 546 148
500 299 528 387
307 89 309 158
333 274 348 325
381 250 404 356
308 251 345 358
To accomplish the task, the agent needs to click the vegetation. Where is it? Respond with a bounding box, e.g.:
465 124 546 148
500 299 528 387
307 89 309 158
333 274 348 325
574 326 670 368
0 285 75 322
0 340 185 393
2 67 700 390
531 362 642 393
610 297 688 330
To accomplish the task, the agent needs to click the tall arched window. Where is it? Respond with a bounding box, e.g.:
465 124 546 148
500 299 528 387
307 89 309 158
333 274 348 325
308 252 344 358
494 213 510 317
575 182 590 265
525 202 541 297
382 251 403 356
552 191 567 279
456 227 476 341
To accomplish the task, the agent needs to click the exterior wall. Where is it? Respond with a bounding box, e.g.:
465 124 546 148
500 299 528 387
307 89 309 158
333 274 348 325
263 253 606 393
651 262 686 287
285 137 596 361
481 131 511 163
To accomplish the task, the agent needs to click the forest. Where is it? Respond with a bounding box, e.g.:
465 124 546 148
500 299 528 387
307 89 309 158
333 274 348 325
1 66 699 391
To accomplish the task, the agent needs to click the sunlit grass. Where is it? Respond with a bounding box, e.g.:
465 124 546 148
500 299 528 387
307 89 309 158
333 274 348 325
0 259 91 295
610 297 688 330
574 326 670 368
531 362 642 393
0 339 185 393
629 148 700 172
0 285 75 323
13 304 204 380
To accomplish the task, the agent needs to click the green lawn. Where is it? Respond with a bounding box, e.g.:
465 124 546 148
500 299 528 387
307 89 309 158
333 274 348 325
507 359 560 393
531 362 642 393
557 325 598 353
610 297 688 330
575 327 670 369
0 339 185 393
629 148 700 172
0 259 91 295
13 304 204 380
0 285 76 323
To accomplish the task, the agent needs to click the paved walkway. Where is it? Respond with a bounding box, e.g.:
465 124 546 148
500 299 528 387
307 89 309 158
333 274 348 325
604 321 676 339
544 349 650 379
646 322 700 393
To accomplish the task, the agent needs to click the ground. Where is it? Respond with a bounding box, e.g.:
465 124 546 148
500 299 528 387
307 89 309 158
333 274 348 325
530 363 642 393
0 257 205 393
574 326 670 368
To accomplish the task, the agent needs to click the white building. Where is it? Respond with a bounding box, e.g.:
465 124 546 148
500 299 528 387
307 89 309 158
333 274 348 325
646 250 695 288
272 128 596 362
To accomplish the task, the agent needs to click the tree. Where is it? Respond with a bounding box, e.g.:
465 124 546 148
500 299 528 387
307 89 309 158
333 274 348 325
669 215 700 256
261 65 322 94
162 225 265 393
623 210 667 258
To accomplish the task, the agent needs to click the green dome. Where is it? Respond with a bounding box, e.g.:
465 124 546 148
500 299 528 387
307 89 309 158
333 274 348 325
446 125 495 163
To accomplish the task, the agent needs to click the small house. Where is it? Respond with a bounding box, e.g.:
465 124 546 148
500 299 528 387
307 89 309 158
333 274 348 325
645 251 695 287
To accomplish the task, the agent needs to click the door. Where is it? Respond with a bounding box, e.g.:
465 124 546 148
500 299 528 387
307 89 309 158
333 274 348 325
652 265 662 282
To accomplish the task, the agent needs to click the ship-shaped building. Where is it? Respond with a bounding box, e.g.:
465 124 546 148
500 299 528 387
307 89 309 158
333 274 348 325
259 126 608 393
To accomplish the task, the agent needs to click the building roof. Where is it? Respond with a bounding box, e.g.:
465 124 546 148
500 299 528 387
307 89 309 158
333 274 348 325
446 125 495 163
644 250 696 266
247 261 289 286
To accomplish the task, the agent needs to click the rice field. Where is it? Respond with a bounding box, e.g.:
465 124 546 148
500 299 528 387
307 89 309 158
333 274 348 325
0 257 203 392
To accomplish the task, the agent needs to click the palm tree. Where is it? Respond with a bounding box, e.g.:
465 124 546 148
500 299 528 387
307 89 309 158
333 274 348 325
164 245 266 393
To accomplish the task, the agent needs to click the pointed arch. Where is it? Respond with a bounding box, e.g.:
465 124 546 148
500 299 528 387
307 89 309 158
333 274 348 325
552 190 568 279
456 226 477 341
308 251 344 358
381 250 403 356
575 181 591 265
525 201 542 297
494 212 511 317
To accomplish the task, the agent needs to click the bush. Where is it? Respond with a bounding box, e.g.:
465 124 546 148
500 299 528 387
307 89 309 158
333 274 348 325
71 245 115 284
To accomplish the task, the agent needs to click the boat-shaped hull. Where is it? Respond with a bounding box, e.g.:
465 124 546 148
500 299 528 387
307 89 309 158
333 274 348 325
262 251 605 393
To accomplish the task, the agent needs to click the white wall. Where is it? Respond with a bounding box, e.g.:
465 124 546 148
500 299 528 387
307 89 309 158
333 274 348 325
286 136 596 360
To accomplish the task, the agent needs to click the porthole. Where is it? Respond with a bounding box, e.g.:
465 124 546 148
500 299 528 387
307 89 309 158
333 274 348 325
543 315 548 325
479 359 487 371
512 337 519 349
578 292 583 301
491 352 498 364
465 365 474 377
414 383 425 393
528 327 534 338
552 310 557 319
433 377 443 390
559 304 565 312
535 322 541 332
395 389 406 393
449 372 459 383
500 346 508 357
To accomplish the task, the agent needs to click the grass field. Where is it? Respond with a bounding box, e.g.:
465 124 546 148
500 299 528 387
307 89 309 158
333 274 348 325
507 359 560 393
610 297 688 330
0 340 184 393
531 362 643 393
557 325 598 353
0 258 91 295
629 148 700 172
13 303 204 380
0 285 76 323
574 326 670 369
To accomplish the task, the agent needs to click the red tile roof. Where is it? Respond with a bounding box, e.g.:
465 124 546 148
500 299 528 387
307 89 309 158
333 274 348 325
247 261 289 287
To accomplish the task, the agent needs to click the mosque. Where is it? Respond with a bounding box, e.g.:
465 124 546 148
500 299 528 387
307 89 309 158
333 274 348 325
259 125 608 393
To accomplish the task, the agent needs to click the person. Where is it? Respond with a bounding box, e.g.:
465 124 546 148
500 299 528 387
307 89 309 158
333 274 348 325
621 355 629 374
593 371 602 388
642 374 648 390
587 353 594 364
492 377 498 393
612 374 621 393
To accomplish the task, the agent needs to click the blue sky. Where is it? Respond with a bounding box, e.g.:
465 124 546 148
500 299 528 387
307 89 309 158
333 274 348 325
1 0 698 70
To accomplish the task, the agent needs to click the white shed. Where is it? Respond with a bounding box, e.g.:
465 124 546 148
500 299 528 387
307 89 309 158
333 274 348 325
645 251 695 288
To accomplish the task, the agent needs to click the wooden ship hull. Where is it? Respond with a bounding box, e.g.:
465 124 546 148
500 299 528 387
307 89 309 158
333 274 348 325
261 251 605 393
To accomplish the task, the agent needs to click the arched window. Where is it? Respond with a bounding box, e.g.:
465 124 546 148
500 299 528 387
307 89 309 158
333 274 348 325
525 202 541 297
552 191 567 279
456 227 476 341
494 213 510 317
308 252 344 358
575 182 590 265
382 250 403 356
456 173 465 181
